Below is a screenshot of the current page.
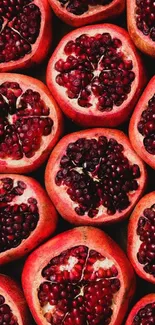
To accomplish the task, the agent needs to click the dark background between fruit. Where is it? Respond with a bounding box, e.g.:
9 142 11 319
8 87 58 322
1 7 155 325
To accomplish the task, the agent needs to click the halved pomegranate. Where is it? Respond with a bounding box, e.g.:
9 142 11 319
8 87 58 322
45 128 147 226
127 191 155 284
129 76 155 170
48 0 125 27
127 0 155 57
0 174 58 265
125 294 155 325
46 24 146 128
22 226 136 325
0 73 63 174
0 0 52 72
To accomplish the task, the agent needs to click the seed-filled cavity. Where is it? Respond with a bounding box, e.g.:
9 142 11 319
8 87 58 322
38 245 120 325
58 0 113 15
0 294 18 325
55 33 135 111
0 81 53 159
0 177 39 252
137 93 155 155
0 0 41 63
55 136 141 218
136 0 155 41
132 302 155 324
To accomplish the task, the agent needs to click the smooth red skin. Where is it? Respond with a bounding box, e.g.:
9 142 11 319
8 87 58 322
0 0 52 72
48 0 125 27
125 294 155 324
0 274 31 325
129 76 155 170
0 73 63 174
127 191 155 284
46 24 147 128
45 128 147 226
0 174 58 265
22 226 136 325
127 0 155 57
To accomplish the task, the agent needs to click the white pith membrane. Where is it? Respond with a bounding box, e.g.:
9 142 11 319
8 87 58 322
57 0 114 15
0 289 21 324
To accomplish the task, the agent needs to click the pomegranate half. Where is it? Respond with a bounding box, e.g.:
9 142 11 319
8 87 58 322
0 73 63 174
45 128 147 226
126 294 155 325
127 191 155 284
127 0 155 57
0 174 58 265
0 0 52 72
22 226 136 325
129 76 155 170
0 273 30 325
46 24 146 128
48 0 125 27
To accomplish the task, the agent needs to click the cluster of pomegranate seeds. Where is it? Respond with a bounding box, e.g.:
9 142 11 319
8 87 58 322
0 177 39 253
55 32 135 111
58 0 113 15
136 0 155 41
137 93 155 154
55 136 141 217
0 294 18 325
133 302 155 324
0 0 41 63
137 204 155 276
0 82 53 159
38 245 120 325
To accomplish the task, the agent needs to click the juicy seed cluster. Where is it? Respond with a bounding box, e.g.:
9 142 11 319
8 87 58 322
133 302 155 324
38 245 120 325
136 0 155 41
55 136 141 218
0 294 18 325
58 0 113 15
0 0 41 63
55 33 135 111
137 204 155 276
137 93 155 155
0 177 39 253
0 82 53 160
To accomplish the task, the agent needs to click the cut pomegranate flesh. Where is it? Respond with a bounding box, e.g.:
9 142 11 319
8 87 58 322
0 294 18 325
0 0 41 63
132 301 155 324
38 245 120 325
135 0 155 42
57 0 113 16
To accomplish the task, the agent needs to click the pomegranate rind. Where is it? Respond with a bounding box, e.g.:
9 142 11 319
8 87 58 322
127 0 155 57
22 226 136 325
45 128 147 226
127 191 155 284
129 76 155 170
125 294 155 324
48 0 125 27
0 73 63 174
0 174 58 265
0 273 31 325
46 24 147 128
0 0 52 72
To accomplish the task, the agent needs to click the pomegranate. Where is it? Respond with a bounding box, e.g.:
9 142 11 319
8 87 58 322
0 73 63 174
127 0 155 57
0 0 52 72
125 294 155 325
0 273 30 324
127 191 155 284
22 226 136 325
129 76 155 170
45 128 147 226
0 174 58 265
46 24 146 128
48 0 125 27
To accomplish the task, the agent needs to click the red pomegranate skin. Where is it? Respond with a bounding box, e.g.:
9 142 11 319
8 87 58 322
0 174 58 265
22 226 136 325
48 0 125 27
125 294 155 325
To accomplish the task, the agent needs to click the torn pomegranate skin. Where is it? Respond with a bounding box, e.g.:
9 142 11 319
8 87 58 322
125 294 155 325
0 174 58 265
22 226 136 325
48 0 125 27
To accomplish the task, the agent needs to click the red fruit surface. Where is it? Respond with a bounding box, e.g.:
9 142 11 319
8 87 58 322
125 293 155 325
